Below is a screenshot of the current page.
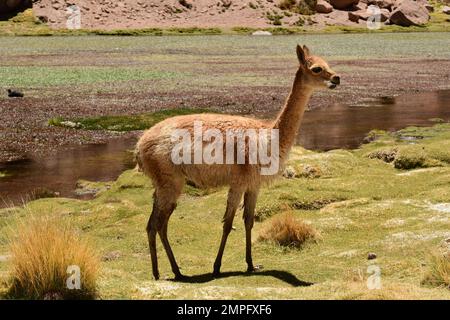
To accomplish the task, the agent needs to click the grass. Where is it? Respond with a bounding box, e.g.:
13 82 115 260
1 123 450 299
258 211 320 248
49 108 214 132
6 214 99 299
422 250 450 289
0 66 178 88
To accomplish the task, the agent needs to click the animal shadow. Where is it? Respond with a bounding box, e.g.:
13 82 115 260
171 270 313 287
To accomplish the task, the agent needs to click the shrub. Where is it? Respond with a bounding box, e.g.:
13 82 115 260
8 215 99 299
278 0 297 10
368 148 398 163
278 0 316 15
296 0 317 15
393 147 430 169
422 249 450 289
266 12 284 25
258 211 319 248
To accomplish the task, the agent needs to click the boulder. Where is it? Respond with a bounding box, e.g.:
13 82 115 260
352 2 368 10
443 6 450 14
329 0 359 10
379 8 390 22
352 6 390 22
415 0 434 12
316 0 333 13
0 0 31 14
348 10 371 22
367 0 395 9
389 0 429 26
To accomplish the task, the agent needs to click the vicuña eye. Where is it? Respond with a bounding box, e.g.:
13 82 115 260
311 67 323 74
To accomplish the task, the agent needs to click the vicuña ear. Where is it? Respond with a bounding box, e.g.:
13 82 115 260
303 45 311 57
296 44 307 66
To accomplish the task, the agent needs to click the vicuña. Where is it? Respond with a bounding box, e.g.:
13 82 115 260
136 45 341 280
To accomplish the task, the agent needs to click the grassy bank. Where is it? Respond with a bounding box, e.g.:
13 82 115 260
0 9 448 37
0 123 449 299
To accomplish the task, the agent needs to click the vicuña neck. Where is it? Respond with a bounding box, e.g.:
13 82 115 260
272 68 313 159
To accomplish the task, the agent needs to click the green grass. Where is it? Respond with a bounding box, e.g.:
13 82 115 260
0 66 178 87
1 123 450 299
49 108 214 131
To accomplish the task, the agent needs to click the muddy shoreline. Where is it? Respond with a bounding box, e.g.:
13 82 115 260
1 57 449 164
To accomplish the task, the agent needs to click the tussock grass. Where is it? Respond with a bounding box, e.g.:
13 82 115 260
258 211 319 248
7 215 99 299
422 250 450 289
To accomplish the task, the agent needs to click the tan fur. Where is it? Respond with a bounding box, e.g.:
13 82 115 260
136 45 340 280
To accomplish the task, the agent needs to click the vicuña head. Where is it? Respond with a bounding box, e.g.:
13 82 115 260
296 44 340 90
136 44 341 280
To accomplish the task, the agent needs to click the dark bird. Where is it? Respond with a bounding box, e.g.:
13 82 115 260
7 89 24 98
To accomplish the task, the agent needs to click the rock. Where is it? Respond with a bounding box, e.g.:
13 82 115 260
348 9 371 22
316 0 333 13
389 0 430 26
367 0 395 9
251 30 272 36
330 0 359 10
102 250 122 261
0 0 31 14
415 0 434 12
368 252 377 260
380 8 390 22
443 6 450 14
352 2 367 10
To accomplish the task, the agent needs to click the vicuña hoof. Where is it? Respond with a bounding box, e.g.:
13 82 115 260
174 273 187 281
247 264 264 273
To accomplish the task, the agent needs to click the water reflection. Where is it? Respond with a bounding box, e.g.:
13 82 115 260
299 90 450 150
0 90 449 207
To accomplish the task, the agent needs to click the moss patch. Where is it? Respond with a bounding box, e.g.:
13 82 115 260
49 108 214 132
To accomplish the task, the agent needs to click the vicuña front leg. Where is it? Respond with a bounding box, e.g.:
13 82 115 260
213 187 244 276
243 190 259 272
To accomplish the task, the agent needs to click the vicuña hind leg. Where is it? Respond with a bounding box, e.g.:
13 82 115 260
213 187 244 276
147 194 161 280
147 177 184 280
243 189 259 272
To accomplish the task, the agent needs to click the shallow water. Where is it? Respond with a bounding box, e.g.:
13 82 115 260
0 90 449 207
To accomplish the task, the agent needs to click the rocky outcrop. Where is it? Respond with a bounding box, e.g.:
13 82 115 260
389 0 430 26
329 0 360 9
348 7 389 22
442 5 450 14
315 0 333 13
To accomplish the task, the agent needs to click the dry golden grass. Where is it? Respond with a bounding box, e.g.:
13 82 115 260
422 249 450 289
7 215 99 299
257 211 319 248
